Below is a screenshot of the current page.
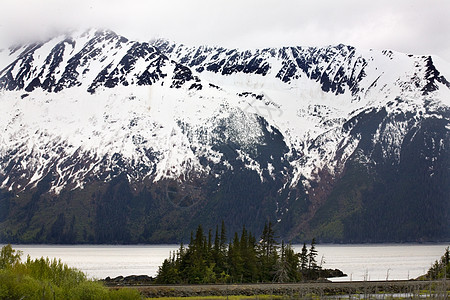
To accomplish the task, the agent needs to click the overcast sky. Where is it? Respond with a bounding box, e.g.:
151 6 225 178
0 0 449 61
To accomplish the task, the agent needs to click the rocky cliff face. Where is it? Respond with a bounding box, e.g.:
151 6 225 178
0 29 448 243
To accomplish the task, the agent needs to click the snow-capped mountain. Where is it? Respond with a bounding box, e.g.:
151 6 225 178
0 29 448 243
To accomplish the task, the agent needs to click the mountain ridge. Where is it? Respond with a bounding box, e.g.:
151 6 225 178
0 29 448 243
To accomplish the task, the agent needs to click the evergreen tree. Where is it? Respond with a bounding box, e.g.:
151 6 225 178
181 225 209 283
427 247 450 280
284 243 300 282
228 232 244 282
274 241 289 283
212 225 222 274
205 228 213 266
274 242 300 282
194 225 205 252
258 221 279 282
299 243 308 271
207 229 212 253
308 238 318 271
156 258 180 284
219 221 228 274
220 220 227 252
240 226 258 282
213 225 220 255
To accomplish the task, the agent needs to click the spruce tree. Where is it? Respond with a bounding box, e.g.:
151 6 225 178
182 225 208 283
220 220 227 252
244 231 258 282
229 232 244 282
285 243 300 281
258 221 278 282
308 238 318 271
212 225 222 274
219 221 228 274
274 241 289 282
300 243 308 271
274 242 300 282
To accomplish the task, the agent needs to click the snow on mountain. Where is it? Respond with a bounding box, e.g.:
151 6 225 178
1 29 448 192
151 39 450 185
0 29 449 243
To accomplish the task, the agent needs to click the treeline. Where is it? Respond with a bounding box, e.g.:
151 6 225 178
427 247 450 280
0 244 140 300
156 221 341 284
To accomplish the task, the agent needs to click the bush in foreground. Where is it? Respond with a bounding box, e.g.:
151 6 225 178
0 244 141 300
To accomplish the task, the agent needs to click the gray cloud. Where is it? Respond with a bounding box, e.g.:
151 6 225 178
0 0 449 61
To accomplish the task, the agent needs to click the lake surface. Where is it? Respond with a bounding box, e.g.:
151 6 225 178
8 243 448 281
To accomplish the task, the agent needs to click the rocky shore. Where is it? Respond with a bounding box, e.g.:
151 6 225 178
102 269 346 287
103 275 154 286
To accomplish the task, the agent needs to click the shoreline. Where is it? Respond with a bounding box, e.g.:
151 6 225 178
106 280 449 298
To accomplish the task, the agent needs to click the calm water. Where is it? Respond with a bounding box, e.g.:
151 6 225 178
8 244 449 281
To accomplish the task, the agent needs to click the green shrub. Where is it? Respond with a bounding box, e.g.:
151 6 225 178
0 269 42 299
22 256 86 286
71 281 109 300
0 244 141 300
0 244 22 269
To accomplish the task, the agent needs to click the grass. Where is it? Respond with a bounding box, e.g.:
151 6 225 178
147 295 286 300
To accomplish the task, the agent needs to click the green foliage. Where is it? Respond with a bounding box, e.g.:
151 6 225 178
0 244 141 300
0 269 42 299
108 287 142 300
70 281 109 300
156 222 324 284
427 247 450 280
0 244 22 269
